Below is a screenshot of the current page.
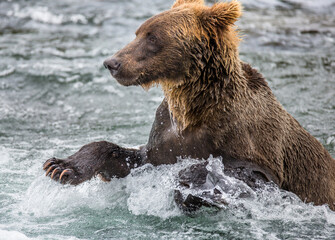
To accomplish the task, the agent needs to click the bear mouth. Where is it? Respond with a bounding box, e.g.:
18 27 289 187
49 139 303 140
109 69 139 87
113 71 156 89
113 76 138 87
136 73 156 87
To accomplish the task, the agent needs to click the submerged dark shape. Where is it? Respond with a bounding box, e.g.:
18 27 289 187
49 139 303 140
43 0 335 211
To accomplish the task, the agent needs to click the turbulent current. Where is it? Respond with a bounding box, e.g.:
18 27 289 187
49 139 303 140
0 0 335 239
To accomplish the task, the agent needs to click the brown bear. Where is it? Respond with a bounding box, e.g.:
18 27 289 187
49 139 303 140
43 0 335 211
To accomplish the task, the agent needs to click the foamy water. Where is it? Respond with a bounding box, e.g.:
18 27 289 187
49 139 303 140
2 148 335 239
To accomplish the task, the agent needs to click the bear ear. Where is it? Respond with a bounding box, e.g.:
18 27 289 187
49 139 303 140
172 0 204 8
201 1 242 27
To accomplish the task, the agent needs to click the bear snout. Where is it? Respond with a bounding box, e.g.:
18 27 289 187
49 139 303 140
103 58 121 76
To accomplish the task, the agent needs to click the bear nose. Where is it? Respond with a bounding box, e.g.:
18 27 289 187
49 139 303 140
103 58 121 73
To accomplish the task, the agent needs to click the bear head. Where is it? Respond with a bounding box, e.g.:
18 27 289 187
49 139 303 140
104 0 242 90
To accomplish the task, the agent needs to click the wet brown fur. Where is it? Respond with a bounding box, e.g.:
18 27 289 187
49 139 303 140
45 0 335 210
150 0 335 209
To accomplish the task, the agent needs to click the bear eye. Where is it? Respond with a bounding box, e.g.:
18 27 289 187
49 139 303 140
147 34 157 44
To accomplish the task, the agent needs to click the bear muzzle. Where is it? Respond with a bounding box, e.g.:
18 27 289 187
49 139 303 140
103 58 121 77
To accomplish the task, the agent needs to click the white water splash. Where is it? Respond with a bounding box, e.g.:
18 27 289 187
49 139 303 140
0 146 11 165
19 156 335 221
0 229 31 240
0 66 15 77
125 163 182 218
18 176 127 218
7 5 88 25
8 5 63 25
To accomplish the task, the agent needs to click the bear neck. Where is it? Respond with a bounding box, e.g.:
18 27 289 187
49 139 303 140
161 49 247 132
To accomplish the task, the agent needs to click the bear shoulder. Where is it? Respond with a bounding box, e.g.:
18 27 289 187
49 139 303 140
242 62 270 93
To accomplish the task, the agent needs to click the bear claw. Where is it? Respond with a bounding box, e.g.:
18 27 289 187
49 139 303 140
51 167 61 179
59 169 73 182
45 165 56 176
43 157 79 184
43 158 56 170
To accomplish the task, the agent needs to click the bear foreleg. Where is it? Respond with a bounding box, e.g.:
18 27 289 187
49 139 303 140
43 141 143 185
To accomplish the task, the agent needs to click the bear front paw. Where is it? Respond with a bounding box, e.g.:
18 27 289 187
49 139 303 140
43 157 79 185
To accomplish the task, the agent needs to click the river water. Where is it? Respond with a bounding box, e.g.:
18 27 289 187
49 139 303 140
0 0 335 239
